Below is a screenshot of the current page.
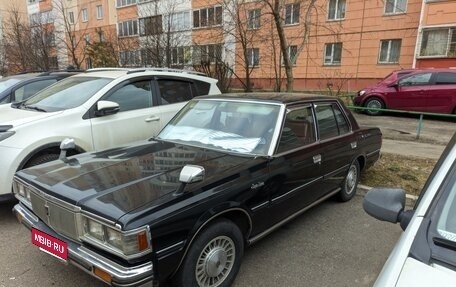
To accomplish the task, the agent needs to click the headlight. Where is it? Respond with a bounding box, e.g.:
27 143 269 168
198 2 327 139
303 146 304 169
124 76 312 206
0 131 15 142
82 216 151 258
13 179 31 203
358 90 366 96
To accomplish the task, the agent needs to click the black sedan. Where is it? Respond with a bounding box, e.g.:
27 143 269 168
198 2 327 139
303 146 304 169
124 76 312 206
13 93 382 287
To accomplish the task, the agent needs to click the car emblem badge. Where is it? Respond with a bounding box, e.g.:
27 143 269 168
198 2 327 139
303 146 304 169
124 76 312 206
44 203 50 217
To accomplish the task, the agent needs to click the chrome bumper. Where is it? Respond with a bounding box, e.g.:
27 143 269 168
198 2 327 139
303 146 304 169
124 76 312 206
13 203 154 287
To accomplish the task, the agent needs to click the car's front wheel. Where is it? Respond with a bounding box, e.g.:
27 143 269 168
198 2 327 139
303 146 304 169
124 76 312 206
364 97 385 116
173 219 244 287
338 160 360 202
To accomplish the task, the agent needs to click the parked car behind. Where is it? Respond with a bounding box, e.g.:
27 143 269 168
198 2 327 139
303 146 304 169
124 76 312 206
0 71 81 104
13 93 382 286
0 68 220 201
364 131 456 286
354 69 456 115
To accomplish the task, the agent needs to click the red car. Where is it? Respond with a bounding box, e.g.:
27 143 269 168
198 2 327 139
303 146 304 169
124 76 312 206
354 69 456 115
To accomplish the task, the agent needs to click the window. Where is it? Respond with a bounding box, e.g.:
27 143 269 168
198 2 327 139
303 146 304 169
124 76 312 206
284 45 297 65
379 39 401 64
68 11 75 24
139 16 163 36
84 34 90 44
104 81 152 112
324 43 342 65
158 80 193 105
315 103 349 140
385 0 406 14
164 11 191 32
398 73 432 86
82 8 88 22
285 4 299 25
328 0 346 20
193 6 222 28
247 48 260 67
118 20 138 37
171 46 191 65
46 33 56 46
435 72 456 85
277 106 315 153
248 9 261 29
116 0 136 8
120 50 141 66
420 28 456 57
192 44 223 64
13 79 58 102
96 5 103 19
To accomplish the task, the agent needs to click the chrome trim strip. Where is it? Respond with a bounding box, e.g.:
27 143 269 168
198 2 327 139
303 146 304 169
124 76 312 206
271 176 323 203
248 189 340 244
367 149 381 158
324 164 349 178
251 201 269 212
13 203 154 287
156 241 185 257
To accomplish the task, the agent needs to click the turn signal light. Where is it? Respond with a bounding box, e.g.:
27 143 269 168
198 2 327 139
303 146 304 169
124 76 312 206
93 267 112 283
137 231 149 251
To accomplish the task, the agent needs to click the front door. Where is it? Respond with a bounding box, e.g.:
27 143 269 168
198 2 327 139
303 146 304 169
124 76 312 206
389 72 433 112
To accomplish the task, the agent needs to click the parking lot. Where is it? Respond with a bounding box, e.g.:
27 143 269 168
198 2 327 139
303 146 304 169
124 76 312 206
1 193 402 287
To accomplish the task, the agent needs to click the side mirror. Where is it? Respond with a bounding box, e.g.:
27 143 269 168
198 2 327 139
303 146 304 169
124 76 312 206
95 100 120 117
179 165 205 184
59 138 75 161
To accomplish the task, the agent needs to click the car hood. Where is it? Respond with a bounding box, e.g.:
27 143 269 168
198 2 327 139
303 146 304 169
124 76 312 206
394 257 456 287
18 140 257 225
0 105 62 127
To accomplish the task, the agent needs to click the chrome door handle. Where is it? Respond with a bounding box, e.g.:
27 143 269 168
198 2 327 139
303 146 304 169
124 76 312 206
145 116 160 122
313 154 321 164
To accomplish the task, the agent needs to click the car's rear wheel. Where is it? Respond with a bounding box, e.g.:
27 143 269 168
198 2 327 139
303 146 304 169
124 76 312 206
364 97 384 116
172 219 244 287
338 160 360 202
25 153 59 168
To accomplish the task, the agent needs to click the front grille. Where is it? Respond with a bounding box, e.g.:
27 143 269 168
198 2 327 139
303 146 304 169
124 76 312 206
29 190 80 241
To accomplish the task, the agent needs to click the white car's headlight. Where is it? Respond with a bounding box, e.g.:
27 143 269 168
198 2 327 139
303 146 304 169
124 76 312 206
82 216 151 258
358 90 366 96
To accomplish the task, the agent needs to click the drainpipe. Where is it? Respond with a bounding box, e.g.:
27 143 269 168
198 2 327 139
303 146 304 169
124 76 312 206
413 0 426 68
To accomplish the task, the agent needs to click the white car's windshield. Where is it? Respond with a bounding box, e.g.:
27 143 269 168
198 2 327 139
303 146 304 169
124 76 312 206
19 76 112 112
436 179 456 242
158 99 281 156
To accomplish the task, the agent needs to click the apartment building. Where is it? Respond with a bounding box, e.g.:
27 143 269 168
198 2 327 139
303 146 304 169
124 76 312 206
414 0 456 69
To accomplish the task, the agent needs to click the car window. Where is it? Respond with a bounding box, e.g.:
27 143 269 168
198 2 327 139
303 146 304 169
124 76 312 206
436 170 456 242
315 104 347 140
276 106 315 153
193 80 211 95
158 79 193 105
23 77 112 111
104 80 153 112
435 72 456 85
399 73 432 86
13 79 57 102
0 78 21 93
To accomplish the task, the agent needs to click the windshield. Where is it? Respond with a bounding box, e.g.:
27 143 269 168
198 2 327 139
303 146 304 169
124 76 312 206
157 99 281 156
0 78 21 93
20 76 112 112
436 174 456 242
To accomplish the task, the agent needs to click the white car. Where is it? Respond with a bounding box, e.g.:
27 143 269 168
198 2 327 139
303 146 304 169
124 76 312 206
363 131 456 286
0 68 220 201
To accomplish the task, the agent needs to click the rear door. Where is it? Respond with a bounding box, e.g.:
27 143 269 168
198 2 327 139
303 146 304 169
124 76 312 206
90 78 162 150
426 72 456 113
314 102 356 192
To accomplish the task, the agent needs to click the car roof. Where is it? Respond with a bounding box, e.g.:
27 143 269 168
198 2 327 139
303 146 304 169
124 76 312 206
1 71 81 81
197 93 337 105
394 68 456 74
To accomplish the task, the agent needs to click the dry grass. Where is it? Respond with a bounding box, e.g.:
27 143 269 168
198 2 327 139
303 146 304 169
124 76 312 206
360 153 437 196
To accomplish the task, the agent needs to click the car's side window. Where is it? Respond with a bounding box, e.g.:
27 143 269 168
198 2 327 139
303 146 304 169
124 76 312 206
276 106 316 153
398 73 432 86
157 79 193 105
13 79 57 102
104 80 153 112
435 72 456 85
315 103 349 140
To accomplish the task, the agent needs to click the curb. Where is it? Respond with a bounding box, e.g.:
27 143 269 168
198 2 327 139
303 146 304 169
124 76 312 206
358 184 418 207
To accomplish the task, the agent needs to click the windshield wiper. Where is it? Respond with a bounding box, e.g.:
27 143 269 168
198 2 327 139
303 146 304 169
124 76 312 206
22 104 47 112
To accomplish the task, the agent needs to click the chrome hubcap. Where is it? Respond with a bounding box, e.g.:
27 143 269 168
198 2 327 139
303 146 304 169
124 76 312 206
345 165 358 195
196 236 235 287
